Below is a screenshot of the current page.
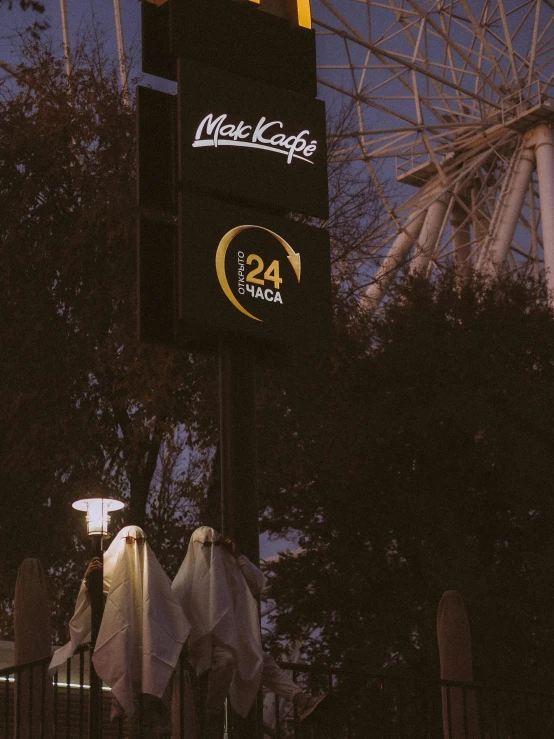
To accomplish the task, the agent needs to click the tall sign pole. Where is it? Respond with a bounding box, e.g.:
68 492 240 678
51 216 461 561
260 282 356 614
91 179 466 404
219 336 259 563
138 0 330 735
219 337 259 737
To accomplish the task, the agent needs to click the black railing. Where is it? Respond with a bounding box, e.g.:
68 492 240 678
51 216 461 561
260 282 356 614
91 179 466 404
265 662 554 739
2 651 554 739
0 646 125 738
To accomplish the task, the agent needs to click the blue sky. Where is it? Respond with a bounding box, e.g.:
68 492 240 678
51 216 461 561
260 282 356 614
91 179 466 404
1 0 142 74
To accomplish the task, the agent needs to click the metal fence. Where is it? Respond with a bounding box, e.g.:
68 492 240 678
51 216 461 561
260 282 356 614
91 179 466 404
2 651 554 739
0 647 124 738
265 662 554 739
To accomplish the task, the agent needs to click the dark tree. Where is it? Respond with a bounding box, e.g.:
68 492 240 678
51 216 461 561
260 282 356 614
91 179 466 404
260 270 554 689
0 38 217 641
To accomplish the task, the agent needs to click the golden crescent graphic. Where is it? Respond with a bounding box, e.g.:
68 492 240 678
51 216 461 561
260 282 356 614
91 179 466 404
215 225 301 322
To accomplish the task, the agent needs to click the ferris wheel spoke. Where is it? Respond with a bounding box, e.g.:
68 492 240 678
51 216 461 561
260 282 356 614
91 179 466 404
456 0 511 88
315 17 503 108
486 26 541 80
437 12 480 110
354 48 373 94
366 29 469 126
535 11 554 56
403 0 505 97
505 1 536 43
318 76 420 126
402 11 473 122
318 0 366 44
525 1 541 88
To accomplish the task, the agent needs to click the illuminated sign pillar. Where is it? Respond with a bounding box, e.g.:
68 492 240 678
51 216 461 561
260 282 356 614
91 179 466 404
138 2 329 733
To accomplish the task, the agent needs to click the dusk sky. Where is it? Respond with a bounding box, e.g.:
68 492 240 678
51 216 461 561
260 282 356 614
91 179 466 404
1 0 143 76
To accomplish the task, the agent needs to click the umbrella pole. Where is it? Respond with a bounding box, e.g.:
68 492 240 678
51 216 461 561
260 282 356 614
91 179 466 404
89 537 104 739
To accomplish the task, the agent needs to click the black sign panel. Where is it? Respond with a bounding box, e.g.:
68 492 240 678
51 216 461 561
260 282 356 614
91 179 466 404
138 213 177 345
178 59 328 219
141 2 175 82
170 0 317 97
179 191 330 348
137 86 177 212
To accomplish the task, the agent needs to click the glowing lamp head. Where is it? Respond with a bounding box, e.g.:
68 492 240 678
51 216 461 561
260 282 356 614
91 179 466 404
72 497 125 537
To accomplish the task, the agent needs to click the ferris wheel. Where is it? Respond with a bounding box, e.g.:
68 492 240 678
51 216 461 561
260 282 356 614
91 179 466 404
313 0 554 307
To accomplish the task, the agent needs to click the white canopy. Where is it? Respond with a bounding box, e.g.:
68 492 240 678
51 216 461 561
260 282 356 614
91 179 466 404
48 580 93 674
172 526 263 717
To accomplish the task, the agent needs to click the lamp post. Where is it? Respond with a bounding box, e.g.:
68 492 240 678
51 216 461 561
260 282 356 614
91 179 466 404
72 496 124 739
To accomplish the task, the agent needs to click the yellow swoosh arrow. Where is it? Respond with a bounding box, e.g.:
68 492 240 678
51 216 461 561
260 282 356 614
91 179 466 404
215 226 261 321
215 225 301 322
287 252 301 282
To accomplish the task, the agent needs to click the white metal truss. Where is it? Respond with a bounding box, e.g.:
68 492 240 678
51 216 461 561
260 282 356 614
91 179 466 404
56 0 129 102
313 0 554 306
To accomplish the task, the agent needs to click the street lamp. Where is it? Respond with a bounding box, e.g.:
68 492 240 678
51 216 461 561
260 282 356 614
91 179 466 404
72 497 125 538
73 494 124 738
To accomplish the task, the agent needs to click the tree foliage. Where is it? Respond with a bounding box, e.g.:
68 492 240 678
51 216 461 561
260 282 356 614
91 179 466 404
0 37 217 641
260 270 554 687
323 103 385 302
0 0 47 40
1 0 44 9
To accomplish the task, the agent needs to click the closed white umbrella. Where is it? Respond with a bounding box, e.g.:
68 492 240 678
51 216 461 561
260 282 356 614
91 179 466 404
14 558 53 738
50 525 190 719
437 590 480 739
172 526 264 718
92 526 190 717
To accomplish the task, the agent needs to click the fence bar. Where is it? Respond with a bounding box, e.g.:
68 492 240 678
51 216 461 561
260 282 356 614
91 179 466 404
41 662 47 739
274 694 280 737
15 663 21 739
79 649 85 738
463 685 468 739
493 687 500 739
379 677 385 739
3 671 10 738
65 658 71 739
29 665 34 736
424 678 432 739
179 669 184 739
53 669 58 739
476 684 485 739
446 684 452 739
524 690 531 739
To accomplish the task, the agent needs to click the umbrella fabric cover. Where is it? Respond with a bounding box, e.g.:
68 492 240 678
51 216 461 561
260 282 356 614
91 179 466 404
49 525 190 718
92 525 190 716
48 579 90 673
14 557 53 738
437 590 480 739
48 528 124 674
172 526 263 717
48 540 114 674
